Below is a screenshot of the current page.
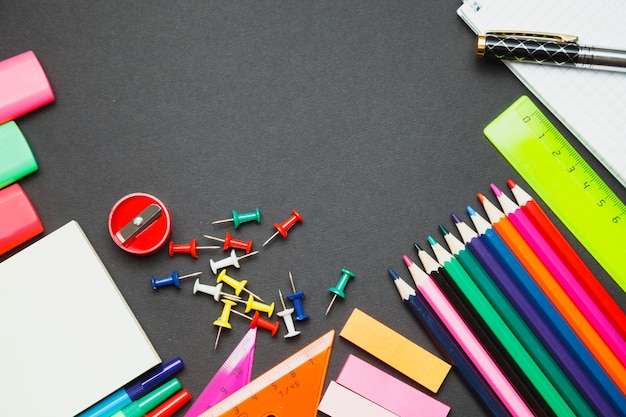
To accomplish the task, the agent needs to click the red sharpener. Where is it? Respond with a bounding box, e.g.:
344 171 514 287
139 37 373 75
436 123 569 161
108 193 172 255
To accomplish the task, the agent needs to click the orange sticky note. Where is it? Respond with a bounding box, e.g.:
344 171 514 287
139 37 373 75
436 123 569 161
339 308 451 393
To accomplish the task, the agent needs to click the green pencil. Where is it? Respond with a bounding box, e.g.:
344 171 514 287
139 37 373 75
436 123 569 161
427 234 577 417
440 226 596 417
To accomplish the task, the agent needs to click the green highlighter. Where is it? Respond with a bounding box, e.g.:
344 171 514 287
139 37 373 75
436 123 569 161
0 121 38 189
110 378 181 417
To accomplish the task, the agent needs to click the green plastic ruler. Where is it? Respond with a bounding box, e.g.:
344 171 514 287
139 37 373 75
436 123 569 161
484 95 626 292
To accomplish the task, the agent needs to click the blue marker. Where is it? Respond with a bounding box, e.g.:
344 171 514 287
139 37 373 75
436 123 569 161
76 357 184 417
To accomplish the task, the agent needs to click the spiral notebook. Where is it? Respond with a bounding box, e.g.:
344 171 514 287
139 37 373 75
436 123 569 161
457 0 626 188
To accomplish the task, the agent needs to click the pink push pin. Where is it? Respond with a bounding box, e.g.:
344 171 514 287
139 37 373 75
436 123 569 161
262 210 303 247
168 238 219 258
204 233 253 254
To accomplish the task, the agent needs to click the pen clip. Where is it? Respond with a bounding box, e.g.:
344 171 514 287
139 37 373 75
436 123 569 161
485 31 579 43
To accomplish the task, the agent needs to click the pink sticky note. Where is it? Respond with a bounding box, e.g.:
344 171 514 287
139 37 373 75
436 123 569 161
336 355 450 417
318 381 398 417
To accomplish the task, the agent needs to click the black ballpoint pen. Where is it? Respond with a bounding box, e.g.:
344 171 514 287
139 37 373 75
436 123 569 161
476 31 626 72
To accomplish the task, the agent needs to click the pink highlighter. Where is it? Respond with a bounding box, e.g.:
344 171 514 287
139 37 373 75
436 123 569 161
0 50 55 125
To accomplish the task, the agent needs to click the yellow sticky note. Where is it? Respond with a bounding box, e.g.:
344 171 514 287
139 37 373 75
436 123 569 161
339 308 451 393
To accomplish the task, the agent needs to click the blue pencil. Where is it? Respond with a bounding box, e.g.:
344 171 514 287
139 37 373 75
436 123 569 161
459 208 625 417
389 268 510 417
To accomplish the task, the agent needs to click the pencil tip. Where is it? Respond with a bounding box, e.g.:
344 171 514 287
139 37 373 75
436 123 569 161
451 213 462 224
426 235 436 246
490 183 503 196
466 205 476 216
402 254 413 267
439 224 449 235
388 268 400 280
414 242 423 252
477 192 485 202
506 178 516 189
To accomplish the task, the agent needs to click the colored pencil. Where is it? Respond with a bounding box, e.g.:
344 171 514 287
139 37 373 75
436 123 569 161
388 268 510 417
403 254 535 417
416 240 546 414
491 183 626 372
453 213 616 417
429 234 574 417
417 241 555 417
507 179 626 343
482 189 626 395
465 207 626 416
441 225 596 417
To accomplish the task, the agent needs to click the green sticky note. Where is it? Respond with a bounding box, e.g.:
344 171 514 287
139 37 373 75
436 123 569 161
0 121 38 189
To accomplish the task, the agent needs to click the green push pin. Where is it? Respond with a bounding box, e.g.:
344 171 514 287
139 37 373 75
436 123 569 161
212 208 261 229
325 268 355 316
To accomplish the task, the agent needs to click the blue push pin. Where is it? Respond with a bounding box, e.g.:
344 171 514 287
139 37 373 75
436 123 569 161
325 268 355 316
286 272 309 321
151 270 202 290
212 208 261 229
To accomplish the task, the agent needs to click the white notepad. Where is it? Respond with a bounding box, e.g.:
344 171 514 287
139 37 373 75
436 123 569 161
457 0 626 188
0 221 160 417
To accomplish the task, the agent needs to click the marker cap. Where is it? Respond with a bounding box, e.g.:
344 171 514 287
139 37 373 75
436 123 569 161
0 50 55 124
0 183 43 255
125 357 184 401
0 121 38 189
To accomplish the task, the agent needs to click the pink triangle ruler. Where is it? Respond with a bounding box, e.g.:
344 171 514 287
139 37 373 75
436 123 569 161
184 327 257 417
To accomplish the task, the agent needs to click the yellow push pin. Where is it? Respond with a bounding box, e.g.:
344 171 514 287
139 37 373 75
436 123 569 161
244 294 275 318
213 299 237 350
215 269 264 301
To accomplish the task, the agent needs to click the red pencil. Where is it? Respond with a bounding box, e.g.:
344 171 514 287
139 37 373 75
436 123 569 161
507 179 626 342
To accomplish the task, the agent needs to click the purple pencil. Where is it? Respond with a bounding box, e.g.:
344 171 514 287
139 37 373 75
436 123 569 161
452 213 618 417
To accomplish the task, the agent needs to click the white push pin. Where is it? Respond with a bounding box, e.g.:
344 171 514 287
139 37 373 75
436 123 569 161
210 249 259 274
192 279 241 302
276 289 301 338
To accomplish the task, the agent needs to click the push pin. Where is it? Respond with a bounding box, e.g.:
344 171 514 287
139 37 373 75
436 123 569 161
244 294 275 317
325 268 355 316
231 310 280 336
212 208 261 229
210 249 259 274
193 279 241 302
151 270 202 290
204 233 253 254
286 271 309 321
277 289 301 338
216 269 264 301
262 210 303 247
168 238 219 258
213 299 237 350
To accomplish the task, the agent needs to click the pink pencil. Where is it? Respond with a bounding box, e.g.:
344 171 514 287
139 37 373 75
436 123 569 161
403 255 533 417
491 183 626 369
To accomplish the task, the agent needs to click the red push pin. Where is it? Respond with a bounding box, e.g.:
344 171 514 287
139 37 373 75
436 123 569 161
168 238 219 258
203 232 253 254
231 310 280 336
262 210 303 247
